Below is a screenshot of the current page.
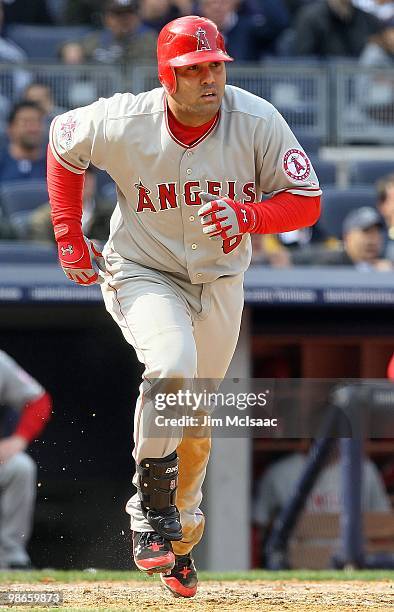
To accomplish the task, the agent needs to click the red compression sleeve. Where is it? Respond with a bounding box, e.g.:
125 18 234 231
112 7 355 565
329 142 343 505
47 146 85 228
15 392 52 443
249 192 321 234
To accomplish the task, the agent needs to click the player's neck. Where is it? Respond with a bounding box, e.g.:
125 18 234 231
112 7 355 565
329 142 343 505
166 98 217 128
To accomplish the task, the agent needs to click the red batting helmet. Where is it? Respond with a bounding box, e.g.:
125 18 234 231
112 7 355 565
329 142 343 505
157 15 233 95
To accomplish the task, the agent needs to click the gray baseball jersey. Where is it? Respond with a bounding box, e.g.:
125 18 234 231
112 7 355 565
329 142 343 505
253 453 391 527
0 350 42 568
49 85 321 284
49 85 321 547
0 350 44 411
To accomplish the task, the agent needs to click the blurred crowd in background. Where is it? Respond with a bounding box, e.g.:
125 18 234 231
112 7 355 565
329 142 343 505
0 0 393 63
0 0 394 270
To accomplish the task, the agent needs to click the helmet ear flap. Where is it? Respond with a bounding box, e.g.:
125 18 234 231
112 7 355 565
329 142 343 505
159 65 177 95
167 66 177 95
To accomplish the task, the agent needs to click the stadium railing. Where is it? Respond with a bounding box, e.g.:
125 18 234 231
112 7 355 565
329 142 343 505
130 62 329 144
1 61 394 147
335 63 394 145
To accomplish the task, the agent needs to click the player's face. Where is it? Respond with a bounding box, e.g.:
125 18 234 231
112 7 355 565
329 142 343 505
169 61 226 126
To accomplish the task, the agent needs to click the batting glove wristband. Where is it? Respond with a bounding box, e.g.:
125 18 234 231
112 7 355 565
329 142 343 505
198 192 256 240
54 221 105 286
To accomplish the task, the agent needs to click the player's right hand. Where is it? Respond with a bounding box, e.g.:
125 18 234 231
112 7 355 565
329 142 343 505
54 221 106 286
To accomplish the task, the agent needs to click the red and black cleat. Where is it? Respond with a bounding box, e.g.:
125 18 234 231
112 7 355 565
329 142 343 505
132 531 175 574
160 552 198 598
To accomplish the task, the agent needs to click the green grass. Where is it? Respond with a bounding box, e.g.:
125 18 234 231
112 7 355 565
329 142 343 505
0 569 392 583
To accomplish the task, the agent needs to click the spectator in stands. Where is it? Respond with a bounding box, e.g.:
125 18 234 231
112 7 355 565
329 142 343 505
0 1 30 111
251 233 292 266
376 173 394 261
57 42 99 108
64 0 106 26
140 0 193 32
0 349 52 569
358 17 394 123
198 0 289 60
360 15 394 65
22 83 65 126
297 206 393 269
253 226 340 267
294 0 381 57
29 167 114 243
58 40 87 64
82 0 157 64
0 102 46 183
46 0 68 24
0 2 25 61
1 0 53 27
354 0 394 20
341 206 393 269
282 0 316 19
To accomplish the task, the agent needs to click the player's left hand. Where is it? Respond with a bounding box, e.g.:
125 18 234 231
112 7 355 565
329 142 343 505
55 228 106 286
198 192 256 240
0 435 28 464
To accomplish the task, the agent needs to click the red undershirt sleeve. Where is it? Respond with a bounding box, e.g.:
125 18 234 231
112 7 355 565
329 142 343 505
249 191 321 234
47 145 85 228
15 392 52 443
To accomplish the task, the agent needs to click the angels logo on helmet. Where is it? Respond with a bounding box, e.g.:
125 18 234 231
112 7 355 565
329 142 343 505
196 27 211 51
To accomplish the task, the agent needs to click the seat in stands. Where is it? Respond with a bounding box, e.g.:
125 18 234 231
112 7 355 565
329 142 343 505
318 186 376 239
6 25 92 61
349 161 394 185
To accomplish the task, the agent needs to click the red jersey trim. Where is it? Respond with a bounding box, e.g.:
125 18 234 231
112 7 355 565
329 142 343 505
164 99 219 149
272 186 322 194
50 115 86 174
282 187 322 194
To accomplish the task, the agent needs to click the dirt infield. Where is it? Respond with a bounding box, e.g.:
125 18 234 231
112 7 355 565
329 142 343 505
3 580 392 611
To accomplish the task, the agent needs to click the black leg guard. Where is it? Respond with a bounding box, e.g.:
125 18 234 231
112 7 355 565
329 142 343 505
136 451 183 541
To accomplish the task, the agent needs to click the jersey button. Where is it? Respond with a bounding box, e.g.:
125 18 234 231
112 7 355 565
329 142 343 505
186 168 192 175
189 215 195 222
191 243 197 250
187 151 193 157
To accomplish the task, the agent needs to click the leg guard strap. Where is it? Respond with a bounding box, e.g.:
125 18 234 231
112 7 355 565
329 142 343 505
136 452 182 541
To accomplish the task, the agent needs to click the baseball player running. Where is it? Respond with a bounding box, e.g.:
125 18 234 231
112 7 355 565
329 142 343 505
47 15 321 597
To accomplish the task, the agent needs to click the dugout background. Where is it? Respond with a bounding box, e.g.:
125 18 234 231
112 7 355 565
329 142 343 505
0 302 393 569
0 304 141 569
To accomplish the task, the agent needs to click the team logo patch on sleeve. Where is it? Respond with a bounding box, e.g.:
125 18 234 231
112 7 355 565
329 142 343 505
59 113 77 149
283 149 311 181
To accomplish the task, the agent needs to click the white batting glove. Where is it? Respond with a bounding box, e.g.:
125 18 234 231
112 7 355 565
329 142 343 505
198 192 256 240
